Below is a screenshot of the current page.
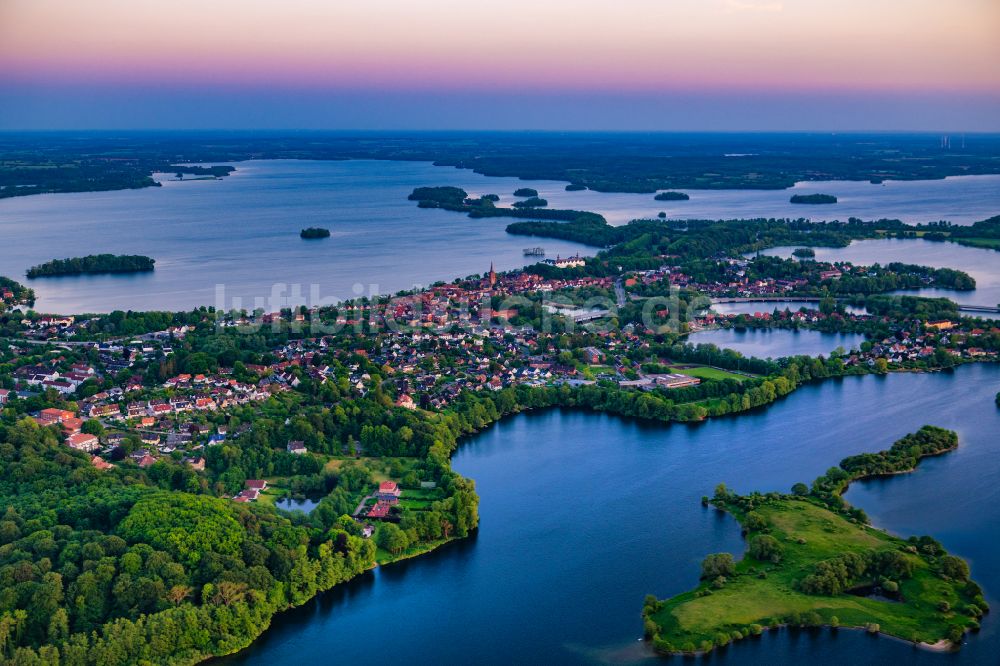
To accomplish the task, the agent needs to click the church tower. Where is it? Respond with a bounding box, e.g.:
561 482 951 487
488 262 497 289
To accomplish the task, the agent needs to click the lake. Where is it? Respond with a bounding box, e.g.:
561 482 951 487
709 300 868 316
509 174 1000 227
2 161 998 313
219 364 1000 665
0 160 594 313
687 327 867 358
756 239 1000 310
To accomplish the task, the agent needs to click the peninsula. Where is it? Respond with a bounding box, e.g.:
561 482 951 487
643 426 986 655
25 254 155 278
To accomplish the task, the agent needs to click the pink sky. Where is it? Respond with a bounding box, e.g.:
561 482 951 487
1 0 998 129
2 0 998 93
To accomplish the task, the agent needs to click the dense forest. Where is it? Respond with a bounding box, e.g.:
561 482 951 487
0 419 375 664
3 133 1000 198
26 255 155 279
508 216 895 255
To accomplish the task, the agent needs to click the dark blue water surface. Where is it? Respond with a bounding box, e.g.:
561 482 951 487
221 364 999 665
687 328 867 359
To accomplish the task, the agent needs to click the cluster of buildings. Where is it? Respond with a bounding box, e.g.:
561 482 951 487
366 481 401 519
233 479 268 503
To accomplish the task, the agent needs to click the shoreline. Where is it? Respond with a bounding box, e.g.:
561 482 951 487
666 624 958 658
649 426 980 657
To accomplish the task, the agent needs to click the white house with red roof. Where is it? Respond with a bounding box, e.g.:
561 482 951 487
376 481 401 503
65 433 99 452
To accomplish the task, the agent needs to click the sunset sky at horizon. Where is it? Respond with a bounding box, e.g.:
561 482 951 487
1 0 999 130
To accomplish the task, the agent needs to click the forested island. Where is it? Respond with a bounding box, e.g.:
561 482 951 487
792 247 816 258
565 184 586 191
511 196 547 208
791 193 838 204
654 191 690 201
25 254 155 279
300 227 331 239
513 187 538 197
408 186 601 223
644 426 986 655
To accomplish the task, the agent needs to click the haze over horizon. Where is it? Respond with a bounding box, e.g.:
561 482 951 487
1 0 999 131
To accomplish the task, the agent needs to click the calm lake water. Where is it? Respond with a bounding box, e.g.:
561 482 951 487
0 160 593 313
755 239 1000 310
687 328 867 358
220 364 1000 665
709 301 868 316
2 161 998 313
517 174 1000 227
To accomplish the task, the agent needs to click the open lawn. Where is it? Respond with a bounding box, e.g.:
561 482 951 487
398 487 443 509
647 499 984 654
669 365 751 382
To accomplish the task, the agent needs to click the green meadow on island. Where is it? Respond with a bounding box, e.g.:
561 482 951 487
644 426 986 655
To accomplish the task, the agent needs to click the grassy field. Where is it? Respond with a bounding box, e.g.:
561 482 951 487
669 365 751 382
647 499 984 654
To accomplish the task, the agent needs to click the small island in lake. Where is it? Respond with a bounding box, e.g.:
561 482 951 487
300 227 331 239
512 197 548 209
792 247 816 258
565 183 586 191
654 191 690 201
513 187 538 197
408 186 602 223
26 254 155 278
790 193 838 204
644 426 986 655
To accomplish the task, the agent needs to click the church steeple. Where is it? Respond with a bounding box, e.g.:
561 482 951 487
488 262 497 289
